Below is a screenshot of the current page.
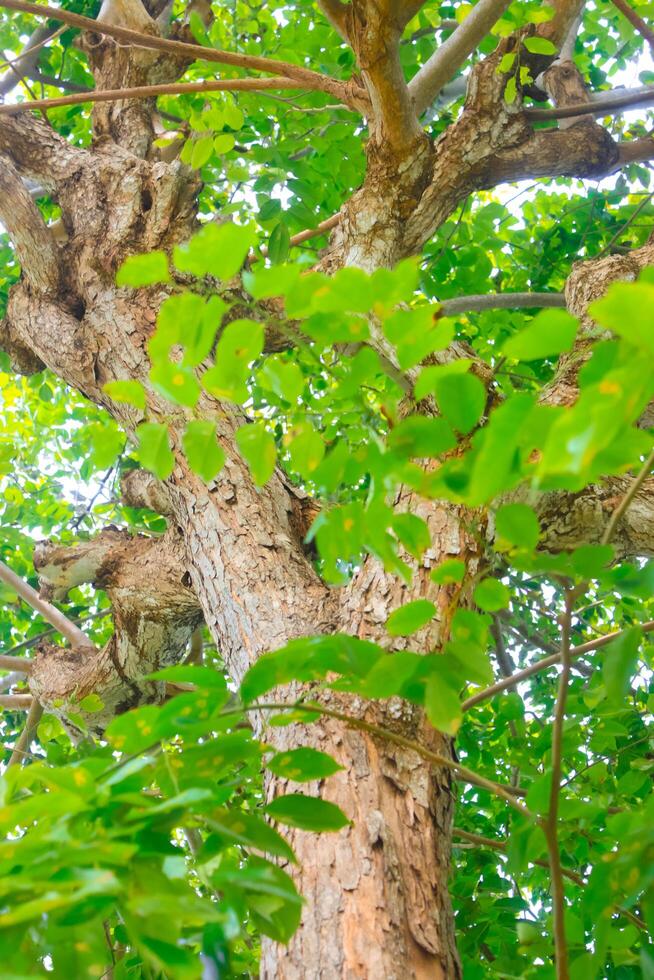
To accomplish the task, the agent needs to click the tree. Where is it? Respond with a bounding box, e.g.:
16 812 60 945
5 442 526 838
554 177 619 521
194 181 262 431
0 0 653 975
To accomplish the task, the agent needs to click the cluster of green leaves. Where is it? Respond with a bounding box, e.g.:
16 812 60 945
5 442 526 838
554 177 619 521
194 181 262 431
1 0 654 975
0 663 354 977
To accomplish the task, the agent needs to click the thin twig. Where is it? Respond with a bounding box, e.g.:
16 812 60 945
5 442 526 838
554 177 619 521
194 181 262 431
608 0 654 51
251 212 342 263
0 0 351 105
7 698 44 768
0 76 331 116
461 620 654 710
600 445 654 545
1 608 109 659
452 828 645 930
0 559 93 649
596 192 654 258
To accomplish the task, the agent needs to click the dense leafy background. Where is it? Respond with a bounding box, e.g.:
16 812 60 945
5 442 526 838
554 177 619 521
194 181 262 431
1 0 653 977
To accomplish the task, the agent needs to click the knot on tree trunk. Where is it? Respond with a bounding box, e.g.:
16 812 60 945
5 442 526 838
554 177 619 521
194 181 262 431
29 527 202 732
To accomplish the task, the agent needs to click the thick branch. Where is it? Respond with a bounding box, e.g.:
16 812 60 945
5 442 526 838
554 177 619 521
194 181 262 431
343 1 423 149
317 0 349 41
0 154 60 294
0 112 88 185
409 0 513 116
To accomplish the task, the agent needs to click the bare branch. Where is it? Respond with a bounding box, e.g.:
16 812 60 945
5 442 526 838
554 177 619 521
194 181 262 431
409 0 513 116
0 24 61 96
0 75 339 117
0 560 92 650
462 620 654 711
527 83 654 120
346 2 423 149
0 0 356 107
609 0 654 53
0 154 60 294
29 529 202 732
441 292 566 315
617 135 654 166
0 694 33 709
317 0 349 41
0 655 32 673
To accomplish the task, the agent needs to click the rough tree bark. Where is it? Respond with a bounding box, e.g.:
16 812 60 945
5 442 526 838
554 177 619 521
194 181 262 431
1 0 653 976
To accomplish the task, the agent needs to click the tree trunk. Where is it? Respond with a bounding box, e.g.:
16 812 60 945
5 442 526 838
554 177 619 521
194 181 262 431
2 1 654 975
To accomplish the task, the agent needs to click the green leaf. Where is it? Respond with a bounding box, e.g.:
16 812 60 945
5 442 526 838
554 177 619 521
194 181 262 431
116 251 170 287
392 513 431 560
241 634 382 702
202 318 264 403
182 420 226 482
265 794 350 832
150 361 200 408
424 673 462 734
84 422 125 470
135 422 175 479
258 356 304 403
590 281 654 355
213 133 235 155
388 416 457 458
502 309 578 361
495 503 540 551
267 748 343 782
103 379 146 410
384 308 454 369
433 372 486 434
286 422 324 478
498 52 516 72
504 76 518 104
386 599 436 636
431 559 466 584
603 627 641 704
359 651 422 697
236 422 277 486
268 221 291 265
473 578 510 612
523 36 557 54
191 134 214 169
173 222 255 281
